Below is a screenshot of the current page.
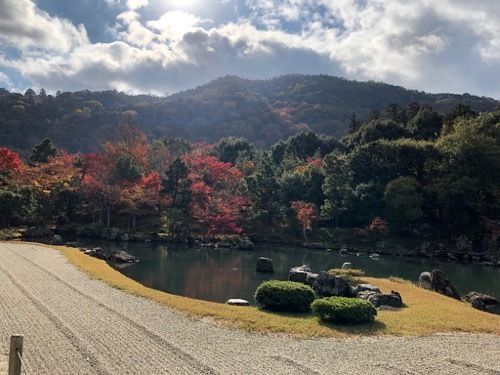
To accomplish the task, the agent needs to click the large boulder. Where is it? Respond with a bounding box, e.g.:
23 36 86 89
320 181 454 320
86 247 107 260
418 271 433 290
419 270 461 300
430 269 461 300
463 291 498 311
256 257 274 272
306 273 318 286
354 284 381 295
358 290 403 308
288 265 312 283
109 250 139 263
50 235 63 245
312 271 353 297
469 296 486 311
24 226 53 238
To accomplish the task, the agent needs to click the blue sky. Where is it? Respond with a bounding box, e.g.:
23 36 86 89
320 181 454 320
0 0 499 98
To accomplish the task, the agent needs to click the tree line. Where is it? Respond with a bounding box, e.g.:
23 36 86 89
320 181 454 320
0 103 499 244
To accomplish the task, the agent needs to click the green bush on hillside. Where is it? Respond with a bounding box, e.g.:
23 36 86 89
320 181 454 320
254 280 315 312
311 296 377 324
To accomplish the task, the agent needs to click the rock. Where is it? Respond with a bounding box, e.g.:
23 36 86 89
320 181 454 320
369 253 380 259
101 227 122 241
463 292 498 306
469 296 486 311
65 242 80 248
358 290 403 308
430 269 461 300
447 253 457 261
50 235 63 245
354 284 381 295
256 257 274 272
418 271 433 290
341 262 352 270
109 250 139 263
312 271 353 297
23 226 53 238
85 247 107 260
288 265 311 283
121 233 130 242
306 273 318 286
225 299 250 306
237 238 254 250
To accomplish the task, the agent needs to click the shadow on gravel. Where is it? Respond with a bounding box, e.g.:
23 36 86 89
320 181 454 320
319 319 387 336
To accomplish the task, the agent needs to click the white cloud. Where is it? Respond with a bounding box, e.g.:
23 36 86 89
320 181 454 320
147 11 209 42
1 0 499 98
0 70 12 87
0 0 89 52
126 0 149 10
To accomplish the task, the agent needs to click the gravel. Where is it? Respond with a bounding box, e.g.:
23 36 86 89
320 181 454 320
1 243 499 374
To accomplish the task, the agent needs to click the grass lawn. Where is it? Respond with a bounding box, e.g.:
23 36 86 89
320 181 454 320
54 244 500 338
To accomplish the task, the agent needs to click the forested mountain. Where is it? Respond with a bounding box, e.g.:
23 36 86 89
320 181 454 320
0 74 498 156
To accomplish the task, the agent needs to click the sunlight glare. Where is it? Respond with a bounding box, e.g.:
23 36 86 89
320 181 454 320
165 0 200 11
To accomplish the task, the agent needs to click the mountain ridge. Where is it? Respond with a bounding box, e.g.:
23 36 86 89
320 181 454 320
1 74 498 155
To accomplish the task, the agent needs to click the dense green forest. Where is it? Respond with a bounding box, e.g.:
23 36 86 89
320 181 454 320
1 75 498 156
1 93 499 258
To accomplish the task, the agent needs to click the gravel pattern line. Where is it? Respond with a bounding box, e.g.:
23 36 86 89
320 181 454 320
1 243 499 374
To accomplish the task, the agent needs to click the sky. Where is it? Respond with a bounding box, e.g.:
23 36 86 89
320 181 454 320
0 0 499 98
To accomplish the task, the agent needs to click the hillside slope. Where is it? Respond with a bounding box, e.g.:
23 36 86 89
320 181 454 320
1 75 497 154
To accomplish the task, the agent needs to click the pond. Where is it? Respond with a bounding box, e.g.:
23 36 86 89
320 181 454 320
84 241 500 312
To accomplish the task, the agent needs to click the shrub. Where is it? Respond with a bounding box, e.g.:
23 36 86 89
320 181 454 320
311 296 377 324
254 280 315 312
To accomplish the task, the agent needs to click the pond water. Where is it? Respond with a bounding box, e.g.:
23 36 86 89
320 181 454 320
84 241 500 312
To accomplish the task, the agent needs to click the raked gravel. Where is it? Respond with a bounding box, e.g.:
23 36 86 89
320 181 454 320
0 243 499 374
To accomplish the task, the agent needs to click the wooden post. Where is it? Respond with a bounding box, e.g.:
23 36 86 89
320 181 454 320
8 334 23 375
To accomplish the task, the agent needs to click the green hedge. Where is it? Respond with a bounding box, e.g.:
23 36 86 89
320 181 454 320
254 280 315 312
311 296 377 324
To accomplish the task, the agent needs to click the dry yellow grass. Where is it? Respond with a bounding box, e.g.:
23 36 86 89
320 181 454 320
53 244 500 338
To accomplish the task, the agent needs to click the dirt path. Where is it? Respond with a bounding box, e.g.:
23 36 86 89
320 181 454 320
1 243 499 374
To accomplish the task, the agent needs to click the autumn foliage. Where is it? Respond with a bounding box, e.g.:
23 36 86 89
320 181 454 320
0 148 23 174
183 146 247 235
290 200 318 241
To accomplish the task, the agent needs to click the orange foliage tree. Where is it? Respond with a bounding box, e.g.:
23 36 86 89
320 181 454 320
17 152 81 224
290 200 318 241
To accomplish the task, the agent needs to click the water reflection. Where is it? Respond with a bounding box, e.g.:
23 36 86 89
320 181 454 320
83 241 500 310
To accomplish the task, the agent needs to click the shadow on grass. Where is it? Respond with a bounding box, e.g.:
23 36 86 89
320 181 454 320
257 308 388 336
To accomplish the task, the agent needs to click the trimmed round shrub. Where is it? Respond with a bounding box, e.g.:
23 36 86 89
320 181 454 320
254 280 315 312
311 296 377 324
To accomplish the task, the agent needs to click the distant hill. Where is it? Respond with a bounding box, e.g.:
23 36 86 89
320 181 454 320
1 74 498 155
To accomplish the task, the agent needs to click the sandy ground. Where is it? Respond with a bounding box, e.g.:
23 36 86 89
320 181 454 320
0 243 499 374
